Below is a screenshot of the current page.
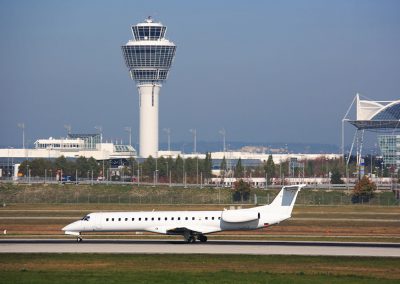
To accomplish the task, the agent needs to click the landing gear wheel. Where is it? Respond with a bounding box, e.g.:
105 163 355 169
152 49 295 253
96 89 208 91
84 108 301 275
77 237 83 243
186 236 196 243
198 235 207 242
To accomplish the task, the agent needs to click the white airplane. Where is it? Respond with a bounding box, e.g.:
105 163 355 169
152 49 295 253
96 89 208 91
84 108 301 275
62 184 305 243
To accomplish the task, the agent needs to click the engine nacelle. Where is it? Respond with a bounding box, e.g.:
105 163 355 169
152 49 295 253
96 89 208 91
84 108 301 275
221 210 259 223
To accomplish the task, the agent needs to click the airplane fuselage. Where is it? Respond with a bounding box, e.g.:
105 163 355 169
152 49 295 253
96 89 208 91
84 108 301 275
62 185 305 242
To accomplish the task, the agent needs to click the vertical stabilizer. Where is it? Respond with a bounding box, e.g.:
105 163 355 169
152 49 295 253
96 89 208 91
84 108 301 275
266 185 305 218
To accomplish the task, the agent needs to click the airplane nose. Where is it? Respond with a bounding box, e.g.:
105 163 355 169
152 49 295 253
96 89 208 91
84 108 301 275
62 221 81 231
62 223 72 231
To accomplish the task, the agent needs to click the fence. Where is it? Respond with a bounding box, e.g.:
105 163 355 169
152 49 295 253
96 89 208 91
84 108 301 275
0 183 398 206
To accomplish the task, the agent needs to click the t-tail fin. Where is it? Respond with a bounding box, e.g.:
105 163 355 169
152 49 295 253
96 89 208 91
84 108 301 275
267 184 306 218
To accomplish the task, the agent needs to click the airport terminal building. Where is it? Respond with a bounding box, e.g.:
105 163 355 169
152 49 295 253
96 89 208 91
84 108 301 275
0 134 136 178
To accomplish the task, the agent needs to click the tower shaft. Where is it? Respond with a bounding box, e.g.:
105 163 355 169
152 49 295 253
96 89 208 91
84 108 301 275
138 83 160 158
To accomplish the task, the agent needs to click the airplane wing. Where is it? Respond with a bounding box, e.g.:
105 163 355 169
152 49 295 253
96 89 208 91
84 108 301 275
166 226 219 235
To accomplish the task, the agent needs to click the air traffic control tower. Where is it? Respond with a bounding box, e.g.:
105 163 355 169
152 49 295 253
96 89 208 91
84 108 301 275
121 17 176 158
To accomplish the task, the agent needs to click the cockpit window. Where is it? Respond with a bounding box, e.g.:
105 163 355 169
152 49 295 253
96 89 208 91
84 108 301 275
82 215 90 221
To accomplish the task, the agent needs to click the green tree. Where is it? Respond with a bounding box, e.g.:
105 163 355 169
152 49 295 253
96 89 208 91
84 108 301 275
330 167 344 184
233 179 251 202
127 157 137 178
234 158 244 178
203 152 213 179
76 156 89 178
54 156 73 176
157 156 167 179
142 156 155 180
87 157 100 178
305 160 314 177
21 159 50 177
352 176 377 203
264 154 275 184
174 155 184 183
166 156 174 180
185 157 196 181
220 156 227 177
18 160 30 176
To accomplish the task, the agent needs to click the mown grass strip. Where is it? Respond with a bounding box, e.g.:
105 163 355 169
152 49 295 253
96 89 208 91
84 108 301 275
0 254 399 283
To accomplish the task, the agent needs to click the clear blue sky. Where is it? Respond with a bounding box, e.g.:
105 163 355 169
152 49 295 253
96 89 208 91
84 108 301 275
0 0 399 149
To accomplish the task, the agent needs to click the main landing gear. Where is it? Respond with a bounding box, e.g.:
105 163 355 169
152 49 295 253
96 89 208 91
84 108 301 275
198 235 207 243
185 234 208 243
76 236 83 243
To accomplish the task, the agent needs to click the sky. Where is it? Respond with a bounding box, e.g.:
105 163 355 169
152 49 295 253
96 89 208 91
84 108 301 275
0 0 399 150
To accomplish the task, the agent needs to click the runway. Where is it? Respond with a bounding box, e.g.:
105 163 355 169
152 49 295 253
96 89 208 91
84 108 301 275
1 239 400 257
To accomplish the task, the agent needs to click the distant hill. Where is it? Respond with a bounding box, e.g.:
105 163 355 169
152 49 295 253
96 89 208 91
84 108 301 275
159 141 340 154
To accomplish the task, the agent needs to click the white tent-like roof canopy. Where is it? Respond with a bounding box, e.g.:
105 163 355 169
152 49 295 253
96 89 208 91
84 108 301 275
349 94 400 130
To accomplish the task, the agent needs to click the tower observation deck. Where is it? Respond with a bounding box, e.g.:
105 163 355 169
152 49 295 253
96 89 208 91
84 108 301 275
121 17 176 158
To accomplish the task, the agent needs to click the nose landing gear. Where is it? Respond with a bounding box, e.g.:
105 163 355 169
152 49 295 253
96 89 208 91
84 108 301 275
76 236 83 243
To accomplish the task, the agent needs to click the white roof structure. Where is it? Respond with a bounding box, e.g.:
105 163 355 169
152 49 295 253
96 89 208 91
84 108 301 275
348 94 400 130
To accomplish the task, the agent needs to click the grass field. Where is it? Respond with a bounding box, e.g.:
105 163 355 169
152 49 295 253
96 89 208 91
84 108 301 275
1 254 399 283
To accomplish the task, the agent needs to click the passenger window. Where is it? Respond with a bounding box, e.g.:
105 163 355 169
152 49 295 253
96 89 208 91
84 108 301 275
145 218 148 221
132 218 134 221
118 218 121 221
171 217 174 220
165 217 167 220
178 217 180 220
185 217 188 220
212 217 215 220
112 218 114 221
205 217 208 220
158 217 161 221
139 218 141 221
151 217 154 221
106 218 109 222
125 218 128 221
192 217 195 220
218 217 221 220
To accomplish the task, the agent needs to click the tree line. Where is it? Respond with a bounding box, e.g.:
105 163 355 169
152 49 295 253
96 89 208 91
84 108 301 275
17 152 386 184
17 153 213 183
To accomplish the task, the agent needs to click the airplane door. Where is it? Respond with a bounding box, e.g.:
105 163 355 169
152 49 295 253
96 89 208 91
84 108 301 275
94 216 102 231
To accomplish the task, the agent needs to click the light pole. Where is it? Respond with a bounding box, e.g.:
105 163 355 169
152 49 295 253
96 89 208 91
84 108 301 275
190 129 197 154
163 128 171 152
17 123 25 149
64 124 72 135
219 128 226 152
165 161 169 186
7 147 10 179
124 127 132 146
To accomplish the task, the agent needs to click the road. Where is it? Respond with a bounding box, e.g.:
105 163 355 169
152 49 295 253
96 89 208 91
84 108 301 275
1 239 399 257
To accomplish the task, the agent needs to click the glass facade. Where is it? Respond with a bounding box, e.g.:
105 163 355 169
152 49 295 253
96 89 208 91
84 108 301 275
67 134 101 150
121 45 176 69
132 26 166 41
372 103 400 120
114 145 135 153
378 135 400 168
129 70 168 80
